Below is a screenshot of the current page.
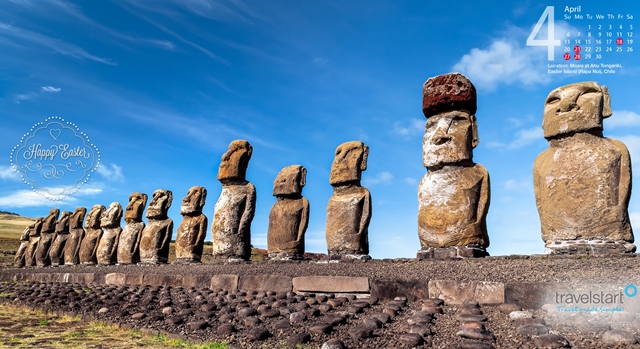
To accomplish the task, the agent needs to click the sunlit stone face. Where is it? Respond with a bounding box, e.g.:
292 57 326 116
273 165 306 196
542 82 610 139
218 140 252 182
329 141 368 186
100 202 122 228
85 205 105 228
125 193 147 223
146 190 172 219
180 186 207 215
422 110 475 168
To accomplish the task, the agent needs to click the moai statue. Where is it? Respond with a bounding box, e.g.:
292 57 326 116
139 189 174 264
63 207 87 265
24 218 44 267
174 186 208 263
211 140 256 261
48 211 71 266
96 202 123 265
79 205 106 265
35 208 60 267
326 141 372 259
14 218 42 268
534 82 634 254
267 165 309 260
417 73 490 259
117 193 148 264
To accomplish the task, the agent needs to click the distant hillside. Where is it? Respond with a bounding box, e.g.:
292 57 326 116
0 212 35 239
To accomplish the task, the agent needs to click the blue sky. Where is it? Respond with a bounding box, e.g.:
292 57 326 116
1 0 639 258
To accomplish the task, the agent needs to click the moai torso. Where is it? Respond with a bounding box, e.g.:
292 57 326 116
49 211 71 266
175 186 209 263
97 202 123 265
117 193 147 264
64 207 86 265
534 82 633 250
212 140 256 261
35 208 60 267
139 189 174 264
15 219 40 268
79 205 105 265
267 165 309 259
25 219 43 267
326 141 372 256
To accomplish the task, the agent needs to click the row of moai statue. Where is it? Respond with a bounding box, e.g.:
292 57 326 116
13 73 634 266
14 138 372 267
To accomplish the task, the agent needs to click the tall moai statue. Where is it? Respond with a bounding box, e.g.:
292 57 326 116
35 208 60 267
63 207 87 265
211 140 256 261
117 193 148 264
267 165 310 260
97 202 123 265
14 218 42 268
326 141 372 259
24 217 43 267
534 82 634 254
79 205 106 265
175 186 208 263
48 211 71 266
417 73 491 259
139 189 174 264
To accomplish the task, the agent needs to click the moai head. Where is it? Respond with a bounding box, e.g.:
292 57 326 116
146 189 173 219
85 205 106 229
69 207 87 229
42 208 61 233
218 140 253 183
101 202 123 228
542 82 612 139
29 217 44 236
124 192 148 223
180 186 207 216
422 73 479 168
55 211 71 233
273 165 307 197
330 141 369 186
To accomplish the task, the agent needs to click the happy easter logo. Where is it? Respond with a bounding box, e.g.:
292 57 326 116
10 116 100 200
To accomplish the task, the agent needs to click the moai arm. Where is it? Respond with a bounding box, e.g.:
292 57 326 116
74 229 85 260
476 166 491 226
610 139 632 208
239 184 256 235
161 221 174 254
20 226 30 241
197 216 209 247
359 189 372 237
298 198 310 244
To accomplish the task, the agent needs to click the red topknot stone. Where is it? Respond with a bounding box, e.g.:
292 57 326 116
422 72 477 118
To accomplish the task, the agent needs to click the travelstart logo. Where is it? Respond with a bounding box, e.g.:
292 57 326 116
10 116 100 200
554 284 638 314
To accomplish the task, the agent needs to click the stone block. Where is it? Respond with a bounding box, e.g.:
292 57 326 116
125 274 143 285
142 274 184 287
183 275 211 289
239 274 292 292
505 282 563 309
292 276 369 293
210 274 239 291
105 273 127 285
370 278 429 301
429 280 504 305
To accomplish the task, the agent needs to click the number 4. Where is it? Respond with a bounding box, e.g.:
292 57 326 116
527 6 561 60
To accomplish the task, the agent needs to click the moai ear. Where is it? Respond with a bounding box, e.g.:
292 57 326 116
116 204 123 220
360 144 369 171
471 114 480 148
601 85 612 118
166 191 173 208
299 167 307 187
199 187 207 207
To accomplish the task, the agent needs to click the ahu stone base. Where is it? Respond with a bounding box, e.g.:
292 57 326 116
416 246 489 260
544 239 636 256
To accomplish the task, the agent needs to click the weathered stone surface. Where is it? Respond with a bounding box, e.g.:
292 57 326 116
97 202 123 265
105 273 126 285
534 82 634 253
238 275 292 292
35 208 60 267
211 274 239 291
63 207 86 265
293 276 369 293
14 218 41 267
175 186 208 263
117 193 147 265
326 141 371 257
48 211 71 266
429 280 504 305
533 334 570 348
79 205 105 265
24 217 43 267
139 189 174 264
602 330 637 345
182 275 211 289
517 324 548 336
321 339 346 349
267 165 309 259
212 140 256 261
418 73 490 252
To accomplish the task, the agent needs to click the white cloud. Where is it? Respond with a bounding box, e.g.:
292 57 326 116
504 179 531 191
0 166 20 181
605 110 640 129
615 135 640 171
14 92 37 104
631 212 640 231
393 119 424 137
0 190 60 208
363 171 393 186
96 163 124 182
404 177 418 185
508 127 543 149
41 86 61 92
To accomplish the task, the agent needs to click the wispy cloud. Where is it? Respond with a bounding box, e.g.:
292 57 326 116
615 135 640 171
0 183 101 208
14 92 37 104
504 179 531 191
605 110 640 129
487 126 543 149
404 177 418 185
96 163 124 182
41 86 61 92
0 22 116 65
393 119 424 137
0 166 20 181
363 171 393 186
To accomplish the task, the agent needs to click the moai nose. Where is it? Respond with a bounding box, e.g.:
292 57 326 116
431 127 451 145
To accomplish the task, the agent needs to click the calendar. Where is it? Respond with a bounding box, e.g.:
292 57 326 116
527 6 635 75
